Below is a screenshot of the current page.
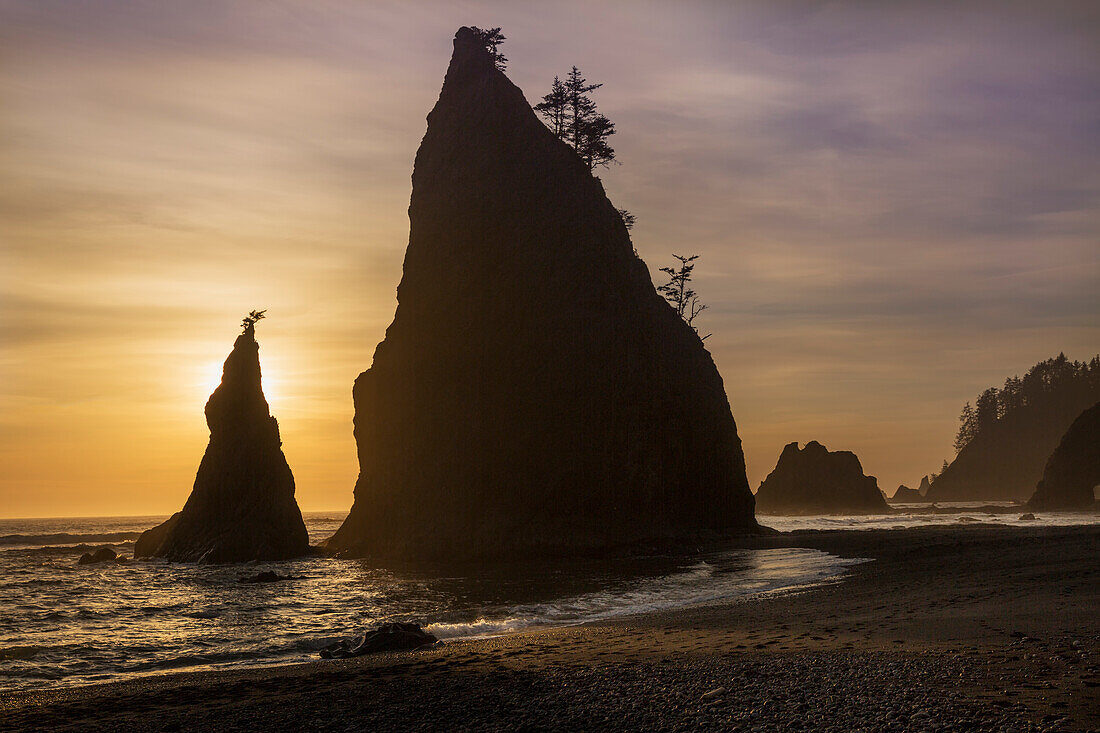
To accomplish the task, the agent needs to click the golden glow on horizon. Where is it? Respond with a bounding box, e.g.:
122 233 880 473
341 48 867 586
1 2 1097 519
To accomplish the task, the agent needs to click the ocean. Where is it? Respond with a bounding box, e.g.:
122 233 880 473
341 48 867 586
0 508 1094 693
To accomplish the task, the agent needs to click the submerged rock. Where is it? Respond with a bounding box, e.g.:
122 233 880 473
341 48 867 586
319 623 439 659
1027 402 1100 510
324 27 757 561
135 321 309 563
755 441 889 515
77 547 117 565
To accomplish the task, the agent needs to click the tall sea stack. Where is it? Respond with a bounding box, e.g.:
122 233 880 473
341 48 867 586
324 28 757 561
135 319 309 562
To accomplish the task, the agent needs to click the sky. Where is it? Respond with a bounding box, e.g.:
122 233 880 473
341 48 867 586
1 1 1098 518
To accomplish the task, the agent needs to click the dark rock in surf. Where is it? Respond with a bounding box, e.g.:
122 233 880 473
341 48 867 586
78 547 117 565
323 27 757 561
319 623 438 659
135 322 309 563
1027 402 1100 510
755 441 889 515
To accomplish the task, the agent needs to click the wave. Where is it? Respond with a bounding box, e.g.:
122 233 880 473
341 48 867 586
0 532 140 547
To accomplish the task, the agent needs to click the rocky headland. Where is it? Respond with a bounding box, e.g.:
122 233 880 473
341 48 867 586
1027 402 1100 510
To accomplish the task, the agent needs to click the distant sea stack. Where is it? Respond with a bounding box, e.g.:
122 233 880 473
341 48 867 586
324 28 758 561
135 317 309 563
755 441 889 515
1027 402 1100 510
890 485 924 502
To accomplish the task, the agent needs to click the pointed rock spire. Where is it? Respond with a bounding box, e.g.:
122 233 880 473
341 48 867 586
135 318 309 562
324 28 758 561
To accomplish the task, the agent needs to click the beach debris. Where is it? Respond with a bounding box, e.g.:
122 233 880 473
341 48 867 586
1017 513 1037 521
78 547 118 565
700 687 726 701
238 571 300 584
319 622 439 659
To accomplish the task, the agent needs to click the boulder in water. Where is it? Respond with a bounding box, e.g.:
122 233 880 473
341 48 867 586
755 441 889 515
323 27 758 561
1027 402 1100 510
135 319 310 563
319 623 439 658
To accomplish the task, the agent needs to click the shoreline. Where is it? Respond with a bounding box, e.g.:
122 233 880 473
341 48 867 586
2 524 1097 731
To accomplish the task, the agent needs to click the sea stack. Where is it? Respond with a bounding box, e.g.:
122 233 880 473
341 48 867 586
1027 402 1100 510
755 441 889 515
324 28 757 561
135 316 309 562
890 485 924 502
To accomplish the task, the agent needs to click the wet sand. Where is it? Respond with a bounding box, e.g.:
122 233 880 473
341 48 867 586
2 524 1097 732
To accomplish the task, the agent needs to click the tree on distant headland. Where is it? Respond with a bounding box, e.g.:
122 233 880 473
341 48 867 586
951 353 1100 455
470 26 507 71
241 309 266 333
535 66 616 170
658 255 709 340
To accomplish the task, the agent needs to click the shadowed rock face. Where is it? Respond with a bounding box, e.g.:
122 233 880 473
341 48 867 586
135 324 309 562
755 441 888 515
1028 402 1100 510
324 27 757 561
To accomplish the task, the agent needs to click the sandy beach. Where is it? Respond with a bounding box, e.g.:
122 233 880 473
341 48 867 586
2 523 1096 732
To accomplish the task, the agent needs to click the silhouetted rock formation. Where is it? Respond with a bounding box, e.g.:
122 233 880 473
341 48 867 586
1027 402 1100 510
133 512 179 558
918 476 932 496
928 354 1100 501
323 27 757 561
891 485 924 502
755 441 889 515
135 324 309 563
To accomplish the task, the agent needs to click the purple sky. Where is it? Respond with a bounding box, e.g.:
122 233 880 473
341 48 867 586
2 1 1097 516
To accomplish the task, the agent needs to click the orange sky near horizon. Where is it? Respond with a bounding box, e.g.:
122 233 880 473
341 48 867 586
2 1 1098 518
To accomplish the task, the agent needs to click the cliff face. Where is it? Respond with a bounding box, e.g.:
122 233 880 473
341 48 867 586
324 27 757 561
135 324 309 562
1028 402 1100 510
755 441 888 515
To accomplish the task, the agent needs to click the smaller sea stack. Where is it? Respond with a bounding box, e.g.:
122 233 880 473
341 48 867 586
1027 402 1100 511
891 485 924 502
755 441 889 515
135 314 309 563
